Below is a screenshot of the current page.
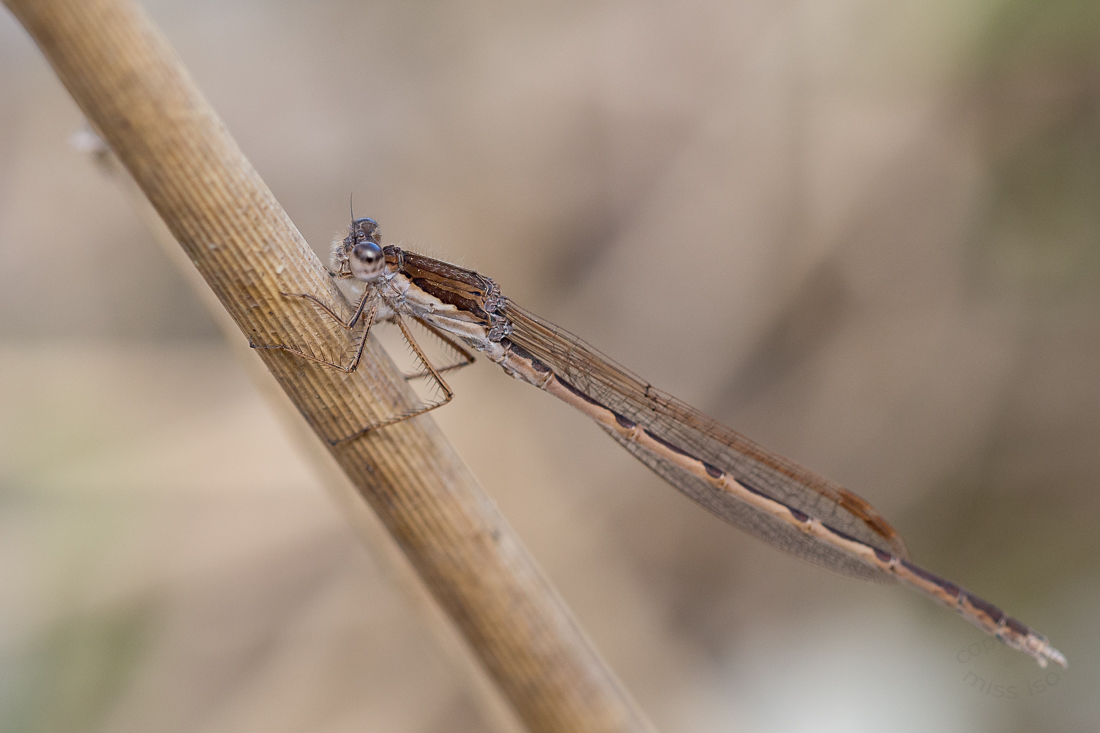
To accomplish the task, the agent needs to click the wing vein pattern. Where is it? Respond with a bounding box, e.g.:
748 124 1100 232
502 300 909 581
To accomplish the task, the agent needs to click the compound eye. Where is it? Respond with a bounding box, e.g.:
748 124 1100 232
349 241 385 282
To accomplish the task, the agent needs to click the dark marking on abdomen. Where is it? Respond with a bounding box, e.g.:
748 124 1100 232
825 527 864 546
789 507 809 522
504 339 552 374
613 412 636 429
738 478 771 501
643 429 698 461
965 594 1005 624
557 376 606 409
901 560 961 597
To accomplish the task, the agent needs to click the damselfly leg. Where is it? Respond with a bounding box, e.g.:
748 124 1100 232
250 290 380 373
251 288 471 443
401 317 476 380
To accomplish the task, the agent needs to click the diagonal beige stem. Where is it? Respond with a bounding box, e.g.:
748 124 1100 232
2 0 655 731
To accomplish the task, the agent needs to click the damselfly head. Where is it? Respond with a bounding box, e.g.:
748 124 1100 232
348 217 381 245
332 217 384 280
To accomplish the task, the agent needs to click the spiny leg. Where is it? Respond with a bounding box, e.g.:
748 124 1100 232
398 316 476 381
329 312 457 444
282 287 375 331
250 296 380 372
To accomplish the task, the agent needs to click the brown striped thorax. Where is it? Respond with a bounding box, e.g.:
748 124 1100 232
332 218 512 345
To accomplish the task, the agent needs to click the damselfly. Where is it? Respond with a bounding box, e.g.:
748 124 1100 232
254 216 1066 669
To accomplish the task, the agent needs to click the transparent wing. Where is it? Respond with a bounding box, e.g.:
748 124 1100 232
502 299 908 580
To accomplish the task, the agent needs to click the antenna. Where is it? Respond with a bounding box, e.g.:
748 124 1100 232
349 193 355 222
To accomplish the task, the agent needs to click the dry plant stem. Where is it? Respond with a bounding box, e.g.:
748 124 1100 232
3 1 654 731
109 162 526 733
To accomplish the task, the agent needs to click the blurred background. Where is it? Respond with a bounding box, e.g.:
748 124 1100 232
2 0 1098 731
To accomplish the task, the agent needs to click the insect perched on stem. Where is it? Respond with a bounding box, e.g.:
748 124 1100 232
253 216 1066 669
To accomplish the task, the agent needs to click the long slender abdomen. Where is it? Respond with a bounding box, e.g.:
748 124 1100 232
495 338 1066 668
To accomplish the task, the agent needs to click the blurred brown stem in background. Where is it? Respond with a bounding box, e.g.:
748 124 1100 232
1 0 655 731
